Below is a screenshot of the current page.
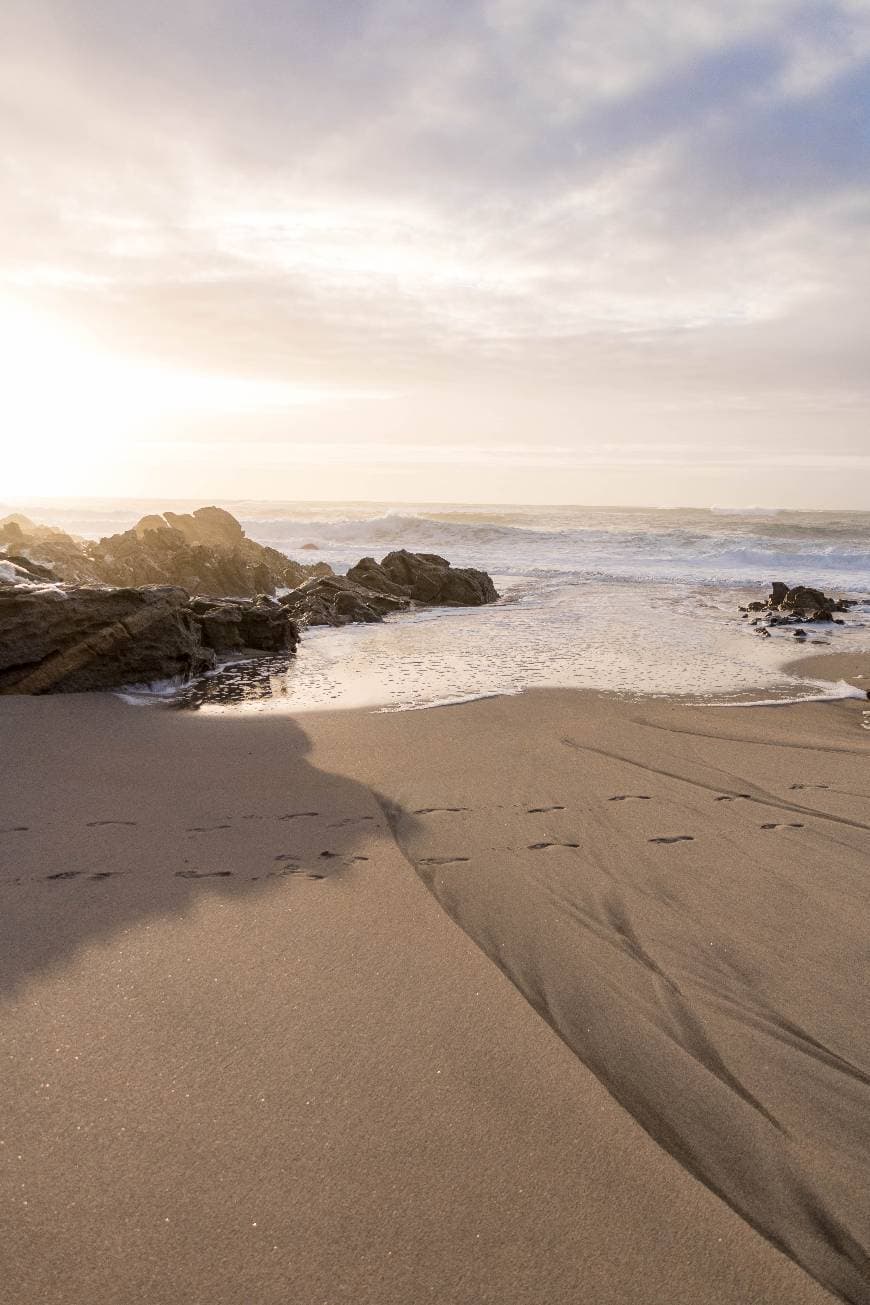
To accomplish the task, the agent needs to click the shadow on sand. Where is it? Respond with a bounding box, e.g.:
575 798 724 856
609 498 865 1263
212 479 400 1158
0 692 412 995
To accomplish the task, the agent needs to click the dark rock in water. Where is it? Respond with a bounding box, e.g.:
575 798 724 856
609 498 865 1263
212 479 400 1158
0 585 214 694
300 542 319 551
0 582 300 695
1 506 332 598
765 582 853 615
347 549 498 606
747 601 765 612
280 575 410 627
192 596 299 654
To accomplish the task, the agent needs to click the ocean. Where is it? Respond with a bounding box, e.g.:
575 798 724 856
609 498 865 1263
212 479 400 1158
15 500 870 711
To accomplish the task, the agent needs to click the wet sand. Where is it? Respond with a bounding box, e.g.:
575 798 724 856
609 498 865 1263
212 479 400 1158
2 664 868 1303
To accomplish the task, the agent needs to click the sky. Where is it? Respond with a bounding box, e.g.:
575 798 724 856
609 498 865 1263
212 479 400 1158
2 0 870 507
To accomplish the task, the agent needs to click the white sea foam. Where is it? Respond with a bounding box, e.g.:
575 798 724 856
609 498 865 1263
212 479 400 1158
706 680 868 708
13 499 868 713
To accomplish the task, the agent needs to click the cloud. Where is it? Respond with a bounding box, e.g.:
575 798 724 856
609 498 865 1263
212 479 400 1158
1 0 869 503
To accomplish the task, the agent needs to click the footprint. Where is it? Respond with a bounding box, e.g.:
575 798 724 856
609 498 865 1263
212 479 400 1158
175 869 233 878
319 850 339 859
714 794 752 802
328 816 375 828
45 870 83 880
609 795 651 803
89 871 118 880
789 784 829 791
419 856 471 865
529 841 580 850
187 824 232 832
648 836 694 845
0 826 29 833
528 805 566 813
86 820 138 828
760 822 804 831
277 812 319 821
413 807 469 815
274 853 300 863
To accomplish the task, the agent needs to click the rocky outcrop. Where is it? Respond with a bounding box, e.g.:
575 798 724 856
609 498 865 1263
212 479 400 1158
280 551 498 628
0 582 300 695
0 585 214 694
740 582 857 628
280 575 410 627
346 550 498 606
0 517 96 585
191 596 299 654
771 584 853 616
87 507 331 597
1 507 332 598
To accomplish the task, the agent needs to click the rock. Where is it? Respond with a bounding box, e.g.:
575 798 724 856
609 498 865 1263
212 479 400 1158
300 542 320 551
0 518 97 585
0 585 215 694
747 601 765 612
346 550 498 606
0 582 301 695
2 507 332 598
87 508 331 597
0 554 61 585
192 597 299 654
280 575 410 627
768 581 790 608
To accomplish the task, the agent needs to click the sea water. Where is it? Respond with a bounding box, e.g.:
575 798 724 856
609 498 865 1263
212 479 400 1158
14 500 870 711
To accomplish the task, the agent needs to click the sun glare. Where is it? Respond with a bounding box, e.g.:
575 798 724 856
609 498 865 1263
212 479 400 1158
0 303 382 497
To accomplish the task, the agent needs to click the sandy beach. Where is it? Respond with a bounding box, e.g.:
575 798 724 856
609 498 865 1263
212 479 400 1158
2 664 868 1304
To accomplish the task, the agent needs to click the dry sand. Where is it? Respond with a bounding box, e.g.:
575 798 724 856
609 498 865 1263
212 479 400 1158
1 660 868 1304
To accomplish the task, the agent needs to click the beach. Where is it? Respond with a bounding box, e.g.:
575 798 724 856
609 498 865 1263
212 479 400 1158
2 658 868 1304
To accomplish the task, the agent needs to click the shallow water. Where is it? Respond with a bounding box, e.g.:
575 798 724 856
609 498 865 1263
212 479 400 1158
16 499 870 712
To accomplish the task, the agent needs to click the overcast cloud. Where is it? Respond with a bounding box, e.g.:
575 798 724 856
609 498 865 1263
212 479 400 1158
2 0 869 504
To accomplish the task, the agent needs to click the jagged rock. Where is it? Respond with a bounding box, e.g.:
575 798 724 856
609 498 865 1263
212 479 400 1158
346 550 498 606
191 597 299 654
162 506 245 548
1 507 332 596
0 585 214 694
86 508 330 597
280 575 410 627
766 582 853 615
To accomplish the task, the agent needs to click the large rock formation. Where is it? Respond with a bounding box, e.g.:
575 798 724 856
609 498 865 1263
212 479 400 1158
0 582 300 695
0 507 332 598
0 585 214 694
89 507 330 596
280 575 411 627
346 550 498 607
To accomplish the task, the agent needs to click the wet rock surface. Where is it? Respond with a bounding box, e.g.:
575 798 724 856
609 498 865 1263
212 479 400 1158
279 575 411 627
0 584 299 695
347 549 499 607
741 581 859 632
0 585 214 694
